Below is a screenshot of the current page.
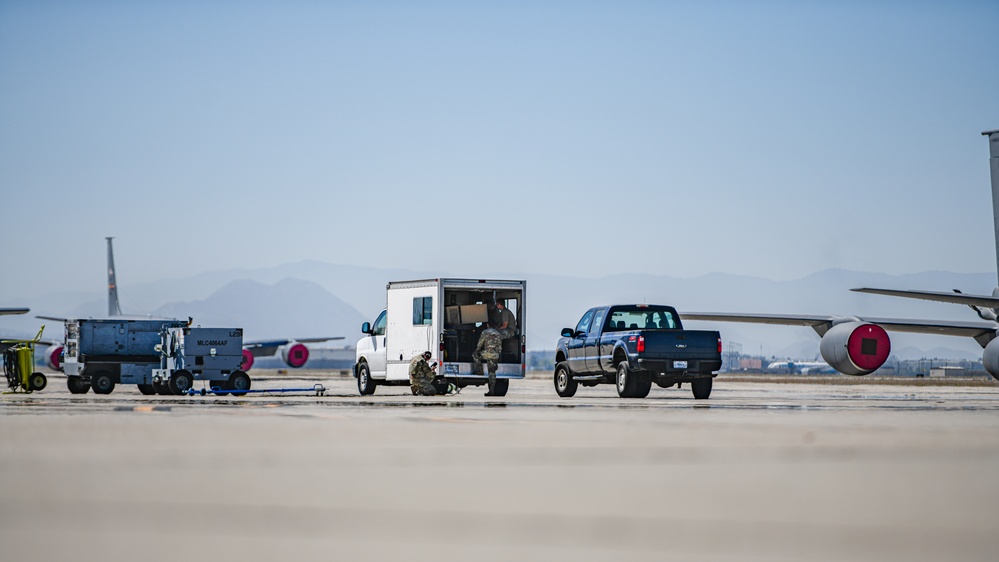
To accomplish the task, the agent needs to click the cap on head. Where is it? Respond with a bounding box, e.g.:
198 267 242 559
423 351 432 359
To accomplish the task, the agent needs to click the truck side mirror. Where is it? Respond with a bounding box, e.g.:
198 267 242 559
361 322 371 334
561 328 575 338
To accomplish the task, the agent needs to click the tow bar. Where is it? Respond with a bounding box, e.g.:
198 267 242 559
185 384 327 397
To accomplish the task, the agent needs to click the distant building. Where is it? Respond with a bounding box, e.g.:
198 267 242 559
930 366 966 378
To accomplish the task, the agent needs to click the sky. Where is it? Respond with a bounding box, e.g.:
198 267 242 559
1 0 997 300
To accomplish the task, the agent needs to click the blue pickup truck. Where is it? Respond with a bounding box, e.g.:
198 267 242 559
554 304 722 399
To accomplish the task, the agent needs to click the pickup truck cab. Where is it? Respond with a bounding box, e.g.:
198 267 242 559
554 304 722 399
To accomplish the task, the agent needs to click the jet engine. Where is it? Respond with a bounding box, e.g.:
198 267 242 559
981 338 999 381
43 345 64 371
240 349 255 371
280 342 310 368
819 322 891 376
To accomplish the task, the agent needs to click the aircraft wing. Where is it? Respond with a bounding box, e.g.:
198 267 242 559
683 312 997 344
682 312 838 328
243 337 345 358
852 287 999 308
0 308 29 315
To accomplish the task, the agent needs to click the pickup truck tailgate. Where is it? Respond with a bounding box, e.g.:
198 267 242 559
634 330 721 373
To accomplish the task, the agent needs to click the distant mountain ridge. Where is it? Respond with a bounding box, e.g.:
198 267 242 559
154 278 367 342
2 262 994 359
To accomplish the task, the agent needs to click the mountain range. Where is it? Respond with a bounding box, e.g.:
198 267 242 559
1 261 994 361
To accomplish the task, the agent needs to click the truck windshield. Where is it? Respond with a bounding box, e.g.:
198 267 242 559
605 307 677 331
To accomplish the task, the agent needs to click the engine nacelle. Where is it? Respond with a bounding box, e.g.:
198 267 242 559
240 348 255 371
280 342 310 368
44 345 64 371
819 322 891 376
981 338 999 381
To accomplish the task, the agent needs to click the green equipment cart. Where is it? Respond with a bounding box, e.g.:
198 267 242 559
3 326 48 393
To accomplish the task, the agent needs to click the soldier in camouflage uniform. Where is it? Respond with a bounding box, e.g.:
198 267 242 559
472 328 502 377
409 351 438 396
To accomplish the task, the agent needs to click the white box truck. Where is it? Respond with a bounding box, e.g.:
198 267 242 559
354 278 526 396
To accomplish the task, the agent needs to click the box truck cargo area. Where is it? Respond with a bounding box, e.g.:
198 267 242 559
355 278 527 397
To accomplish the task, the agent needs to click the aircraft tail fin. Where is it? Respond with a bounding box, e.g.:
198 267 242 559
107 237 122 316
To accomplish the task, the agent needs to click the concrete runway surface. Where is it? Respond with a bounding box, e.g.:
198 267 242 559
2 371 998 561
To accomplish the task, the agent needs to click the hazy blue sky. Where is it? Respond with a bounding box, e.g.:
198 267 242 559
2 0 997 299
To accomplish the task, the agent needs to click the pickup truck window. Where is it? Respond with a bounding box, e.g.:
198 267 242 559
606 307 678 331
575 310 594 334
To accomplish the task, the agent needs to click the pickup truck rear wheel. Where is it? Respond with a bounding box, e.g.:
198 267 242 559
691 377 713 399
554 362 577 398
633 376 652 398
616 363 639 398
357 363 377 395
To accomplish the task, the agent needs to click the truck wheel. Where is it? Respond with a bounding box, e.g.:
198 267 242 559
169 370 194 395
634 376 652 398
137 384 156 395
486 378 509 397
554 362 577 398
91 372 116 395
67 377 90 394
153 380 172 395
691 377 713 399
357 363 377 395
29 372 47 391
616 363 639 398
229 371 251 397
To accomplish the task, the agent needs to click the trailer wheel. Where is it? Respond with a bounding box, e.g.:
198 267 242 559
137 384 156 395
554 362 577 398
691 377 712 400
229 371 251 397
29 372 47 391
91 372 115 395
485 377 509 397
357 363 377 395
169 370 194 395
616 363 639 398
67 377 90 394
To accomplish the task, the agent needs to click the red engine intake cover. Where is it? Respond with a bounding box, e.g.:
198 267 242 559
46 346 63 371
284 343 309 368
241 349 255 371
846 323 891 372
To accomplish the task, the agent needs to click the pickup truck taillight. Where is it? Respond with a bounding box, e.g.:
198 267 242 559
637 336 645 353
718 337 722 353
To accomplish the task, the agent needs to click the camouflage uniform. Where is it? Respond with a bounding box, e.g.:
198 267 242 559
472 328 502 376
494 306 517 340
409 354 438 396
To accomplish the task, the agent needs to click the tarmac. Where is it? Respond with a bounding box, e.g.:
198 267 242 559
2 370 998 561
